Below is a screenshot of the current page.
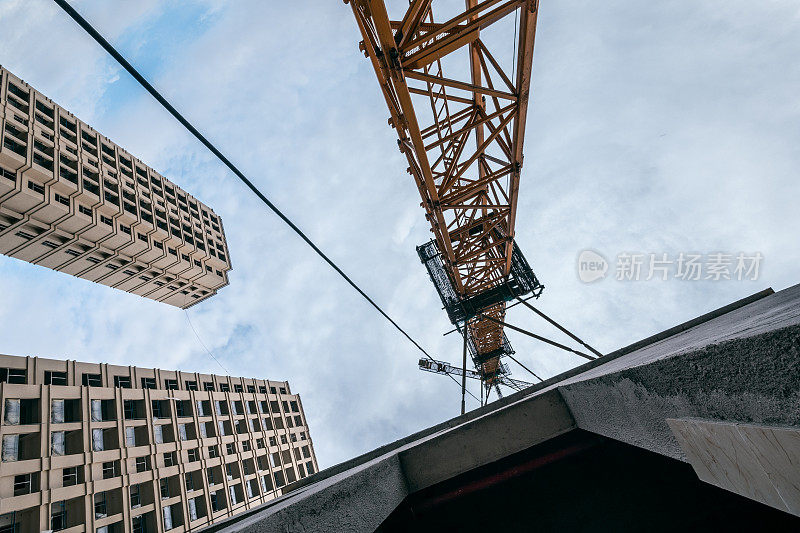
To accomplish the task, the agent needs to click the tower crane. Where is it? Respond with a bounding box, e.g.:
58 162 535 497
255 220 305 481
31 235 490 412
347 0 544 402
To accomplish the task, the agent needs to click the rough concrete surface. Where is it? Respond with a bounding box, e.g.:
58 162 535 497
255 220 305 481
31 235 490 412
560 324 800 460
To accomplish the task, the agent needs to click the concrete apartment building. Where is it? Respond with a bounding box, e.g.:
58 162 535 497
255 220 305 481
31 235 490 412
0 65 231 308
0 354 318 533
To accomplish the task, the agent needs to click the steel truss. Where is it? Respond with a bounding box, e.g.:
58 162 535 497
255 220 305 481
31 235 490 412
348 0 541 391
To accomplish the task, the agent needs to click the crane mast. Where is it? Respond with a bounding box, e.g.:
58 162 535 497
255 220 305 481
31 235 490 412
348 0 543 395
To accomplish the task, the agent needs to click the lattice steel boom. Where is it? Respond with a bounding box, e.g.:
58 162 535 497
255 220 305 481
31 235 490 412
348 0 543 392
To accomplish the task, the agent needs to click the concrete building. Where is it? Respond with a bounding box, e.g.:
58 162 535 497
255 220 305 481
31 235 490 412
0 65 231 308
205 284 800 532
0 354 318 533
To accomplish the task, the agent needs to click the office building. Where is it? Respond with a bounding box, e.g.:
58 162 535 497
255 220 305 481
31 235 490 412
0 66 231 308
0 354 318 532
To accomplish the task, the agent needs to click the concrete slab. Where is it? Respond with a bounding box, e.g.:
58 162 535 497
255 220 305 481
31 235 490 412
668 418 800 517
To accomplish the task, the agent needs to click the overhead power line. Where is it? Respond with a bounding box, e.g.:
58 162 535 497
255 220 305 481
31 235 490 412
53 0 479 405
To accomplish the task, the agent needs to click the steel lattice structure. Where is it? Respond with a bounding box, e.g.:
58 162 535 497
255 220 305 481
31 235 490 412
348 0 542 392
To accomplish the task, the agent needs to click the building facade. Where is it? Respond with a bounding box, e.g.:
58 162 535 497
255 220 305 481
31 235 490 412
0 65 231 308
0 354 318 533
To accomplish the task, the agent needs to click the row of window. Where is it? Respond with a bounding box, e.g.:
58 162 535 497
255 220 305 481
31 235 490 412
0 366 289 394
4 397 304 429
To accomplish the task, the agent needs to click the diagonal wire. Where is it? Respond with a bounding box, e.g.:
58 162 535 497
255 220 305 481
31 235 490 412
53 0 480 405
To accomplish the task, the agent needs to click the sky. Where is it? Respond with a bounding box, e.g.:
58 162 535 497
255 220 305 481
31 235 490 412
0 0 798 468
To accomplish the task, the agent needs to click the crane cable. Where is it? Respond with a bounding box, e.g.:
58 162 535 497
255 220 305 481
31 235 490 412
53 0 480 405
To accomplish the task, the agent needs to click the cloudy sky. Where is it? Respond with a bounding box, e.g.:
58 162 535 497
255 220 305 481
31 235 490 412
0 0 798 467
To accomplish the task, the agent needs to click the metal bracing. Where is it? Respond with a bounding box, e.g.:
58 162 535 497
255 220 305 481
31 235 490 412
348 0 540 393
418 358 532 393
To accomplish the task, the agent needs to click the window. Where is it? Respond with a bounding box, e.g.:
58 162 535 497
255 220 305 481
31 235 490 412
188 448 200 462
306 462 315 475
165 379 178 390
295 415 303 427
13 473 37 496
92 428 104 451
130 483 141 508
152 400 168 419
188 497 199 521
132 516 145 533
160 478 170 500
63 466 80 486
269 436 277 447
259 386 267 394
269 386 277 394
290 401 299 412
141 377 156 389
51 500 67 531
27 180 44 194
4 398 38 425
242 440 252 452
274 470 286 488
185 472 195 491
91 399 115 422
136 456 151 472
234 384 243 393
219 383 230 392
226 443 236 455
153 425 164 444
94 491 108 519
2 434 19 462
247 385 256 393
123 400 139 419
164 451 178 467
185 380 198 391
208 445 219 458
82 373 102 387
54 193 70 206
257 438 265 449
207 467 216 485
78 204 92 217
102 461 119 479
51 431 65 455
114 375 131 388
270 401 280 412
279 387 287 395
179 424 188 441
125 427 136 447
176 401 191 418
281 434 287 445
44 370 67 385
100 215 113 226
203 381 215 392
